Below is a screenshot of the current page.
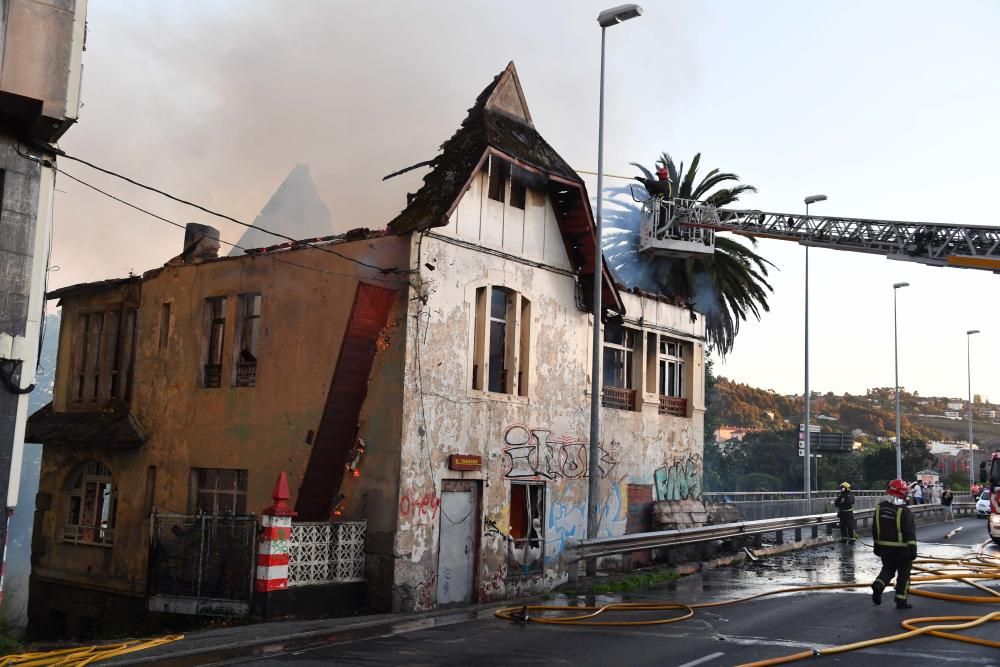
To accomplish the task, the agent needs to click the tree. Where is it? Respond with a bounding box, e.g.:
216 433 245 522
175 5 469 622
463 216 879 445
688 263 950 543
602 152 773 355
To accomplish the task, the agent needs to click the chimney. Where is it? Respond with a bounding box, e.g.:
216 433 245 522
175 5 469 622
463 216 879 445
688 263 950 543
182 223 221 262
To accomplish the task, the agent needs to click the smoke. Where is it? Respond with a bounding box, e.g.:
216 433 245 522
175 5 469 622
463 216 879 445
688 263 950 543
51 1 695 290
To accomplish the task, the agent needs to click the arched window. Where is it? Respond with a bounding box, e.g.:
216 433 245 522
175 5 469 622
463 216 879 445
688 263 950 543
64 461 117 546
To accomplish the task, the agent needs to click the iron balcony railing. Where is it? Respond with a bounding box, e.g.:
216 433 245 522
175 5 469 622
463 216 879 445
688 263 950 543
63 523 115 547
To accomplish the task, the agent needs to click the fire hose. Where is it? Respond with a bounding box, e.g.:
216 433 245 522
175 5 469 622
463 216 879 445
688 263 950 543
0 634 182 666
495 539 1000 665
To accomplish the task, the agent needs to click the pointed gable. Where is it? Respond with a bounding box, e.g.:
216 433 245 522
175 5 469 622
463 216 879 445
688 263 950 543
387 62 624 316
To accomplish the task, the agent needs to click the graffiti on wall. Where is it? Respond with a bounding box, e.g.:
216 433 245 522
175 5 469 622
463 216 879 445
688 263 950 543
502 425 620 481
399 492 442 523
653 454 703 501
544 479 627 564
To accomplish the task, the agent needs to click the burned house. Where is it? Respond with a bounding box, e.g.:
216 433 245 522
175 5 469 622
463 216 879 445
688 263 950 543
26 62 705 635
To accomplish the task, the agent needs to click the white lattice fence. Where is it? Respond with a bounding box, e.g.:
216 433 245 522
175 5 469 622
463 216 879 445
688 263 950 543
287 520 367 586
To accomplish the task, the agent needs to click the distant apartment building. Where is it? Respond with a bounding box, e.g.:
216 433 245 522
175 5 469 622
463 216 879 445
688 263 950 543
26 64 707 635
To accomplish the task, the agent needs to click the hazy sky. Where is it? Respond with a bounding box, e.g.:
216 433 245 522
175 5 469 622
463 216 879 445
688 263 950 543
54 0 1000 401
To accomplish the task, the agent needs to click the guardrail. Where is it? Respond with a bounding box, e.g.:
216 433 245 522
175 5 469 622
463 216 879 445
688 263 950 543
566 502 976 582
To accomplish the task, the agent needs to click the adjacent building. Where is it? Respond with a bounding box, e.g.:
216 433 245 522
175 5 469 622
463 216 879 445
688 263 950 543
26 63 706 635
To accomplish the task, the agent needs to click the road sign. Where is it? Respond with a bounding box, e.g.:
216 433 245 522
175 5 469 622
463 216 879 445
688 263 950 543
799 424 821 433
798 448 823 458
798 431 852 452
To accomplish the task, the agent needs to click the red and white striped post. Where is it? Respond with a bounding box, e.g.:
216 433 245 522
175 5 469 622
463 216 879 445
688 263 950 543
256 472 297 593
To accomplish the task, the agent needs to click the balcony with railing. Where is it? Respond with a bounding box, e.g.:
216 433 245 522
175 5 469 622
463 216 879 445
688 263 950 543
63 523 115 547
602 385 636 411
658 395 688 417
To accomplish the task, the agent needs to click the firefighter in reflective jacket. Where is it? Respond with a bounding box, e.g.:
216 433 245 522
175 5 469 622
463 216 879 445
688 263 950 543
871 479 918 609
834 481 856 543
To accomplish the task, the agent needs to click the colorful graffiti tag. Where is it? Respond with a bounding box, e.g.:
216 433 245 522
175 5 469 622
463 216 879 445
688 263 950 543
544 480 627 564
501 425 620 480
653 454 703 501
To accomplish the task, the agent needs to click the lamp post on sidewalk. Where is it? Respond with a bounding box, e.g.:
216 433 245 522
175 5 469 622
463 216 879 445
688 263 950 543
967 328 980 489
588 3 642 576
802 194 827 499
893 282 909 479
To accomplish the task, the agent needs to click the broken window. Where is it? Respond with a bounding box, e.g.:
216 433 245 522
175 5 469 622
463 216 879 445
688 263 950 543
508 483 544 576
188 468 248 515
472 286 530 395
602 321 638 410
64 461 116 546
510 175 527 210
487 155 510 203
203 297 226 388
234 294 261 387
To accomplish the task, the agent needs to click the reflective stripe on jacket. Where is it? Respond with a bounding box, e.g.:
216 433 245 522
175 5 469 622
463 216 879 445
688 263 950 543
874 500 917 548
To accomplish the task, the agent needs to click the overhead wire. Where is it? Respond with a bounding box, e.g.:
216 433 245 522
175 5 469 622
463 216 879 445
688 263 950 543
55 168 407 286
29 143 407 275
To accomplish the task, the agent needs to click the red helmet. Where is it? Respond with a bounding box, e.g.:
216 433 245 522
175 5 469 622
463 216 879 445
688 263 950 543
887 479 908 499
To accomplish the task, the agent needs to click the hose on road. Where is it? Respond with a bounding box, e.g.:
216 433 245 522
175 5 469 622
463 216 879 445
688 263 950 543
0 634 183 666
495 538 1000 665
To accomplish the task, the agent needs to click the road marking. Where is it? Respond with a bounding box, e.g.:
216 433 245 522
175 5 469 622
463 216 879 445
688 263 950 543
675 652 725 667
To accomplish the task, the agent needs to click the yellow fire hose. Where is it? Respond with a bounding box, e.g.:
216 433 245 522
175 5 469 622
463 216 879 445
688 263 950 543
0 634 183 667
495 539 1000 665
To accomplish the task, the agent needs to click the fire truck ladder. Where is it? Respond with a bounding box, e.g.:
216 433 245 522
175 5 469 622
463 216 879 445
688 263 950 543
638 197 1000 273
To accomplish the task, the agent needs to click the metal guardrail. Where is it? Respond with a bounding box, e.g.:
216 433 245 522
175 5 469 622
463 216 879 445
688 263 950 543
566 502 976 582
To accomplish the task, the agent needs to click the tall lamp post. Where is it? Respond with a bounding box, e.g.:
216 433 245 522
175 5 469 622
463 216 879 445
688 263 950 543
892 282 909 479
802 194 827 499
967 329 980 489
588 3 642 575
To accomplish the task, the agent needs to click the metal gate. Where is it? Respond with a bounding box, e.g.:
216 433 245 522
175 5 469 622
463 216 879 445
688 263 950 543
147 512 257 616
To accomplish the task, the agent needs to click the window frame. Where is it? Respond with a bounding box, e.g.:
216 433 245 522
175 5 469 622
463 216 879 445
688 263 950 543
202 297 227 388
63 461 117 547
601 321 639 411
471 284 531 398
188 467 249 515
507 481 545 577
233 293 261 387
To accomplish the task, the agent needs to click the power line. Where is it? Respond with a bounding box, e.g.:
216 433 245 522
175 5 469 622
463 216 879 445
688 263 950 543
55 168 408 285
47 147 406 275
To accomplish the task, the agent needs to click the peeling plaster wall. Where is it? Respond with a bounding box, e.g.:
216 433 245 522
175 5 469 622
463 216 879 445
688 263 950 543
391 179 706 611
30 236 411 620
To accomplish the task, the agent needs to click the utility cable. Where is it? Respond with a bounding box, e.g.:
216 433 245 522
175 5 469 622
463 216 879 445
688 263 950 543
55 169 406 286
33 143 406 275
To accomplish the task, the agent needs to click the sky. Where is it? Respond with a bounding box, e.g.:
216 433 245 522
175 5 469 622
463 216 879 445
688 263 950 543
52 0 1000 402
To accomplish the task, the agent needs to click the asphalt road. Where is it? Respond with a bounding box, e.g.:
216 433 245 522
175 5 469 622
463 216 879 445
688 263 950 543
241 517 999 667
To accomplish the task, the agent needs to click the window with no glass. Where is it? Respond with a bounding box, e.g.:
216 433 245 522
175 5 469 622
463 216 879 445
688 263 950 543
472 286 531 396
64 461 117 546
508 482 544 576
202 297 226 388
234 294 261 387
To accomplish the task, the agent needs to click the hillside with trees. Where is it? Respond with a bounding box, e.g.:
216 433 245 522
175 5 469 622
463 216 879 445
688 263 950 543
702 373 997 492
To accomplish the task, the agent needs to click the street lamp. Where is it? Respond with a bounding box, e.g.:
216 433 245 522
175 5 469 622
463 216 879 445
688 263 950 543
802 194 826 499
893 282 909 479
588 3 642 572
967 329 980 489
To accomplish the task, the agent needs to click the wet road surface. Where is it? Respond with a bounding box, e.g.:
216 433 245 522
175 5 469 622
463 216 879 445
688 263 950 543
236 517 999 666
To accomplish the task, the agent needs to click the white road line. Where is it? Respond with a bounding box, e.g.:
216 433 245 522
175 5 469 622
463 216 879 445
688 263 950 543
675 651 725 667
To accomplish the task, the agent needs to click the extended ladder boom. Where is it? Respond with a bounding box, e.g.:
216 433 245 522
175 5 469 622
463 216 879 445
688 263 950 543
639 198 1000 272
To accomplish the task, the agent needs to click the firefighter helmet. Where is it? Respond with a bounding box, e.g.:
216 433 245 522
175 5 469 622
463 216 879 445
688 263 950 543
840 482 851 490
887 479 908 499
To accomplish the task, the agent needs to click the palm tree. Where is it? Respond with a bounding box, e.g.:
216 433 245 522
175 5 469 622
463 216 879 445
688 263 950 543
602 151 773 355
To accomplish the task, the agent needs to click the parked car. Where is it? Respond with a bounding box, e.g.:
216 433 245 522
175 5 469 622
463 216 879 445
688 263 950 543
976 490 991 518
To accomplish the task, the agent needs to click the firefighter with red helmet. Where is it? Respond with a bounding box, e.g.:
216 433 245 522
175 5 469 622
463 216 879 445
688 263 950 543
871 479 918 609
